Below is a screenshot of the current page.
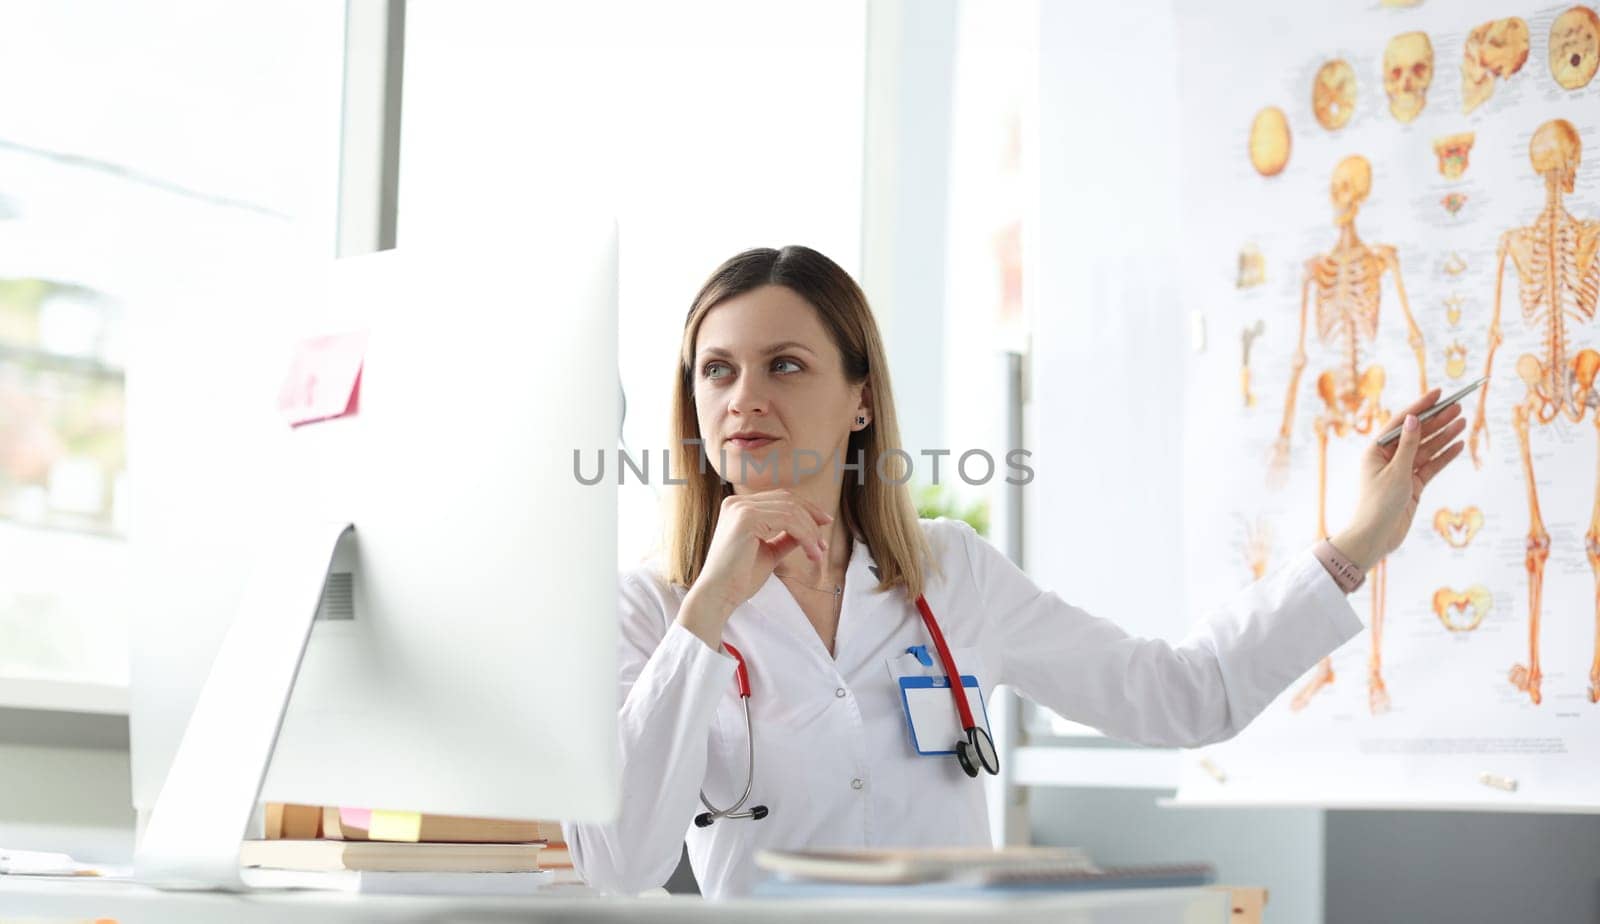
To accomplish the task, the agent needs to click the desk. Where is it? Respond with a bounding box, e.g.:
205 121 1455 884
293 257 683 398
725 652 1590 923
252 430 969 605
0 876 1227 923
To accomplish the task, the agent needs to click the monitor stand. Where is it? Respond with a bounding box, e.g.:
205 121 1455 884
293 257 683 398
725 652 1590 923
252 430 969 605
135 521 354 890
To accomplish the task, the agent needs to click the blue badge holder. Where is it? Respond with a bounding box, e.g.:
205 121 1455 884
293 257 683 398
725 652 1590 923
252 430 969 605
897 674 990 756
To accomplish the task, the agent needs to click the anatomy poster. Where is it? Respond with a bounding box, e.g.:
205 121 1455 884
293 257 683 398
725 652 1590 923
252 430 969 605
1174 0 1600 809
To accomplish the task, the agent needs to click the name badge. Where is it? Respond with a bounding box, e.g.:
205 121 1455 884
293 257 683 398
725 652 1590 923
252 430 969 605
888 645 991 757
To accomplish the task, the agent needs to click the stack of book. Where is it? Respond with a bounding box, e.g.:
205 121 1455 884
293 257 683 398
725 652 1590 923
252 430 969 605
751 846 1218 899
242 803 581 894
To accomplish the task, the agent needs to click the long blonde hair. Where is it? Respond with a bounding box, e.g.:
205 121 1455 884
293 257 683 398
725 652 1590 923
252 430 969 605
664 245 933 599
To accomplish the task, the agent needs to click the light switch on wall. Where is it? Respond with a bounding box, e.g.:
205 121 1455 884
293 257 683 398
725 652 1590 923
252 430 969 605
1190 310 1206 353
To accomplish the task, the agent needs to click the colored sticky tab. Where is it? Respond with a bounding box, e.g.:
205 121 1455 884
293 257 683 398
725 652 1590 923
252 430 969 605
338 806 372 831
278 330 367 427
905 645 933 667
368 809 423 842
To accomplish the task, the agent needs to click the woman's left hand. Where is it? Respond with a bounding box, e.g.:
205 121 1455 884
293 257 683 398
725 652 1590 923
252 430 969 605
1333 388 1468 571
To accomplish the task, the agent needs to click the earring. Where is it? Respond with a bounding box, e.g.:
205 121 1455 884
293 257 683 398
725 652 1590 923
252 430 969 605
855 415 867 427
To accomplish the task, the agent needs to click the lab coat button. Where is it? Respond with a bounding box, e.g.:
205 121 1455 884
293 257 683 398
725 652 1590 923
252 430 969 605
835 687 847 698
851 778 864 791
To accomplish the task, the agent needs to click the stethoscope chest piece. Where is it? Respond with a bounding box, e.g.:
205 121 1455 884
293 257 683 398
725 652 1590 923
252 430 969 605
955 725 1000 778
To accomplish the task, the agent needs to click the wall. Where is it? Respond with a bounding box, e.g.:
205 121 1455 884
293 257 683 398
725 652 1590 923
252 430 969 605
1326 810 1600 923
0 713 134 866
1027 0 1187 640
1024 0 1327 920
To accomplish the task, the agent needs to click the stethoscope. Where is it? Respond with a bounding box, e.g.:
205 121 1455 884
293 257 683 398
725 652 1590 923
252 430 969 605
694 594 1000 828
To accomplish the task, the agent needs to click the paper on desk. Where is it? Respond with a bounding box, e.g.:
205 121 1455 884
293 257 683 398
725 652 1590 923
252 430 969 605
0 849 130 879
0 848 78 875
277 330 367 427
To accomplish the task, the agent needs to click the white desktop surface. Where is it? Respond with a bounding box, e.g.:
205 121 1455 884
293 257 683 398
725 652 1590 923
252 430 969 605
0 875 1228 923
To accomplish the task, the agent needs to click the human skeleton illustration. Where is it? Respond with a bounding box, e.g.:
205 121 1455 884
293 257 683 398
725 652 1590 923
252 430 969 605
1467 119 1600 706
1270 155 1428 715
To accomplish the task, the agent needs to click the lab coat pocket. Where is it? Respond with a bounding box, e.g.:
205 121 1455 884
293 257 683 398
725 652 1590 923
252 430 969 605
883 645 988 687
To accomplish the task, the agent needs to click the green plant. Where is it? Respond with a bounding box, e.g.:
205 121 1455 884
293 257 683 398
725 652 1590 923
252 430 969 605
913 483 990 537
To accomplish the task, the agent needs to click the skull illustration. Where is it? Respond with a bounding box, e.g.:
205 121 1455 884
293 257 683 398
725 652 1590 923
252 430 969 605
1248 106 1291 176
1330 155 1372 222
1312 59 1357 130
1461 17 1530 113
1530 118 1581 194
1383 32 1434 122
1549 5 1600 90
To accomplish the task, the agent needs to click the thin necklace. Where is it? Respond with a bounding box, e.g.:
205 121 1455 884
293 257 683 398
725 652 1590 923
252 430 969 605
773 571 843 595
774 538 850 595
776 566 844 652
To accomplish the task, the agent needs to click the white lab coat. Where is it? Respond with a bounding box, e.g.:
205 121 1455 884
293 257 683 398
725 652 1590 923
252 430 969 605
564 517 1362 898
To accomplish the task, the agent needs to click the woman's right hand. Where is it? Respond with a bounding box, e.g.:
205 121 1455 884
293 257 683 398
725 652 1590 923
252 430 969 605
677 490 834 648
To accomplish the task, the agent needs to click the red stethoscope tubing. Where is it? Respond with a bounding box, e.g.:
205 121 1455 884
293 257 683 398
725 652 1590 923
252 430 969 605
698 594 993 826
913 594 978 732
724 602 971 732
725 642 752 697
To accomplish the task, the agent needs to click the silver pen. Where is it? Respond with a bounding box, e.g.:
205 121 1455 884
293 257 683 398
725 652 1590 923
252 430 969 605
1375 376 1486 447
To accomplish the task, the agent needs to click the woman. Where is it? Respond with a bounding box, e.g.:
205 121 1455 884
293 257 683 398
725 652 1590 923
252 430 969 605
564 245 1465 898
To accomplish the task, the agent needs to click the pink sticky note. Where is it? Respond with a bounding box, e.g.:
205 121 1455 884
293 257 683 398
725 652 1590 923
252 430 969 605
339 806 373 831
278 331 368 427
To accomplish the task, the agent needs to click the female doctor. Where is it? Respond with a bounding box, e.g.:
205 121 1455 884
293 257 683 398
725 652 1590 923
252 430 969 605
564 245 1467 898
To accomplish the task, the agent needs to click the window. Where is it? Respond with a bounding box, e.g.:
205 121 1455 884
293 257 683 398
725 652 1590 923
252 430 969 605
941 0 1035 537
0 1 342 687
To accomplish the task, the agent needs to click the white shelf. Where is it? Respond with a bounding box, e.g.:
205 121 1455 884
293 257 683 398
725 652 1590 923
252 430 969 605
0 676 128 716
1039 715 1106 738
1012 745 1184 790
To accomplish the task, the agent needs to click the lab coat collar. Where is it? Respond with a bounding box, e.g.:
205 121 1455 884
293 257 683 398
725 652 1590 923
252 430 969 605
746 533 897 664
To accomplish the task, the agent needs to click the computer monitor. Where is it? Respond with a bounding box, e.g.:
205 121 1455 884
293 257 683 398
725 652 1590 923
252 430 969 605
130 220 620 889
